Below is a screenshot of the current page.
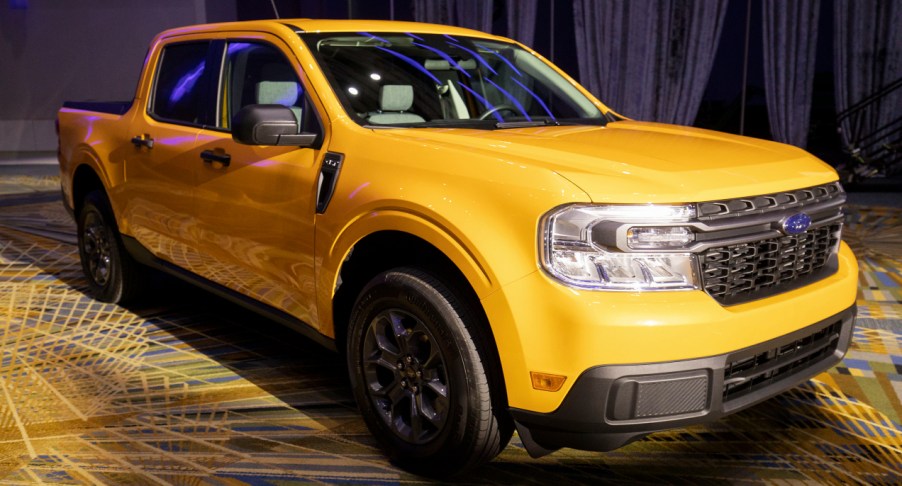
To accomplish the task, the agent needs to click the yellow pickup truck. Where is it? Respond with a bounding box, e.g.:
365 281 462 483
57 19 858 475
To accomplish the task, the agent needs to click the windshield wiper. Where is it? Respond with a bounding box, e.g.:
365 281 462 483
494 119 560 129
365 119 498 129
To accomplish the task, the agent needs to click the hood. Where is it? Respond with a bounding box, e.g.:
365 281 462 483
375 120 839 203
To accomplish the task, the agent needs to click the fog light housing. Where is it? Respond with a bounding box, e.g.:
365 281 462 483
608 370 710 420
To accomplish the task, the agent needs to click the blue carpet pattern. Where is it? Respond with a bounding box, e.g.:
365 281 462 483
0 180 899 484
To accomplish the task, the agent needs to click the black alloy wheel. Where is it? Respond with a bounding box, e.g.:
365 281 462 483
362 308 450 444
347 268 512 476
81 209 113 287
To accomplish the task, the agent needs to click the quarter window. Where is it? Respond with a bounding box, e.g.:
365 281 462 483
151 42 211 125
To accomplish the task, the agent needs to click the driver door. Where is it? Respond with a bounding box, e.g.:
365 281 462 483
191 37 325 326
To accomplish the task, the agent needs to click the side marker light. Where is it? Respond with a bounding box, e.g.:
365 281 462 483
530 372 566 392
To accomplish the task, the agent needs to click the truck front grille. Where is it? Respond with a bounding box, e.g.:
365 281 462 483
697 182 843 221
700 222 841 305
723 319 843 402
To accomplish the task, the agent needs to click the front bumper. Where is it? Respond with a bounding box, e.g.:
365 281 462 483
510 304 856 457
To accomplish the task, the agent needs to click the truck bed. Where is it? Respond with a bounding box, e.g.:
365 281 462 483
62 101 132 115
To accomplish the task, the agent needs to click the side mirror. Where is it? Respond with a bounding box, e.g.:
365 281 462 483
232 104 318 146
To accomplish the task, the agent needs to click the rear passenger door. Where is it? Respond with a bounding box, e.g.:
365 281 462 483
192 36 325 326
123 39 213 267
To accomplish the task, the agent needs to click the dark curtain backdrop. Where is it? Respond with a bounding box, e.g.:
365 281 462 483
413 0 494 33
762 0 820 148
506 0 539 46
412 0 448 24
572 0 727 125
833 0 902 154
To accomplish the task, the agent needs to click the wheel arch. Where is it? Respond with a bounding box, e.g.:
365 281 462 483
60 122 120 215
71 162 107 217
331 229 509 406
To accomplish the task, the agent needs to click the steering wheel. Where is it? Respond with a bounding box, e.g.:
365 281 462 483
478 104 519 120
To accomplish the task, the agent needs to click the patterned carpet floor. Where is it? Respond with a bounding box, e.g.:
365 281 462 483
0 177 899 484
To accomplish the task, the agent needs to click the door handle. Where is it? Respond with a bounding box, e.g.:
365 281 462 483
131 134 154 149
200 149 231 167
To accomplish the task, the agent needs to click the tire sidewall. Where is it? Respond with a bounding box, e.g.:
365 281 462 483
77 191 124 302
348 270 482 466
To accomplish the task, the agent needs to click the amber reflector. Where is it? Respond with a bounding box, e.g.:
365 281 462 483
530 372 566 392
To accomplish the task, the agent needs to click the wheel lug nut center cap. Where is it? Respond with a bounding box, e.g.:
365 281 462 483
398 355 423 390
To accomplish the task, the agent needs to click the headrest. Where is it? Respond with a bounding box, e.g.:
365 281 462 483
424 59 451 70
379 85 414 112
256 81 299 106
424 58 478 70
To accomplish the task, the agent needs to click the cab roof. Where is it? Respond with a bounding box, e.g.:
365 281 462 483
284 19 495 36
158 19 504 42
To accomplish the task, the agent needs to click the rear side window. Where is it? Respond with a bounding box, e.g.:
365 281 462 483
151 42 211 125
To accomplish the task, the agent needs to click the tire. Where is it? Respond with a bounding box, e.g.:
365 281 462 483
77 190 146 304
347 267 512 476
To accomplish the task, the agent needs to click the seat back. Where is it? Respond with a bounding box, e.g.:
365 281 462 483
256 81 303 125
367 85 425 124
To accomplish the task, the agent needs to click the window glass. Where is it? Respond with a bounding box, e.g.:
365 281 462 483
151 42 210 124
300 33 606 128
220 41 320 135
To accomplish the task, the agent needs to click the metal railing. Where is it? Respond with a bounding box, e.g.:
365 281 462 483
836 76 902 182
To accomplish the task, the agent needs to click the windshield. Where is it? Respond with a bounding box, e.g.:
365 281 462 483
301 32 606 128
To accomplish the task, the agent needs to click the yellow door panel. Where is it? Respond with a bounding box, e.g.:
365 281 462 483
192 135 320 325
122 117 201 266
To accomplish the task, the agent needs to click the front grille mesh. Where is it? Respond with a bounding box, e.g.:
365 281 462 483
700 223 841 304
723 319 843 402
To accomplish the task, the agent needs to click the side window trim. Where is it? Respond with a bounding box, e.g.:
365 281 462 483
204 39 227 130
203 40 227 129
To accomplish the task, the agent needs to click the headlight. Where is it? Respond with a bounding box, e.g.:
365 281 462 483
626 226 694 249
540 205 700 290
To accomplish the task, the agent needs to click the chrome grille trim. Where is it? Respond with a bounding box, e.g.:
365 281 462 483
697 182 844 221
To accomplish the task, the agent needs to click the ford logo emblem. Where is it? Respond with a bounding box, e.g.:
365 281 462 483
782 213 812 234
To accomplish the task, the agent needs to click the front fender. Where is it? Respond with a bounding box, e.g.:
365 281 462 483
315 207 498 337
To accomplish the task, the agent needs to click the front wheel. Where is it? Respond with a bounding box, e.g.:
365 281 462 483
347 268 512 476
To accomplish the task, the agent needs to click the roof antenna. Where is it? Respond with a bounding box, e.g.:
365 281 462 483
269 0 280 19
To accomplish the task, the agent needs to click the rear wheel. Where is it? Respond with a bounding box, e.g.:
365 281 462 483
347 268 512 476
77 190 146 304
